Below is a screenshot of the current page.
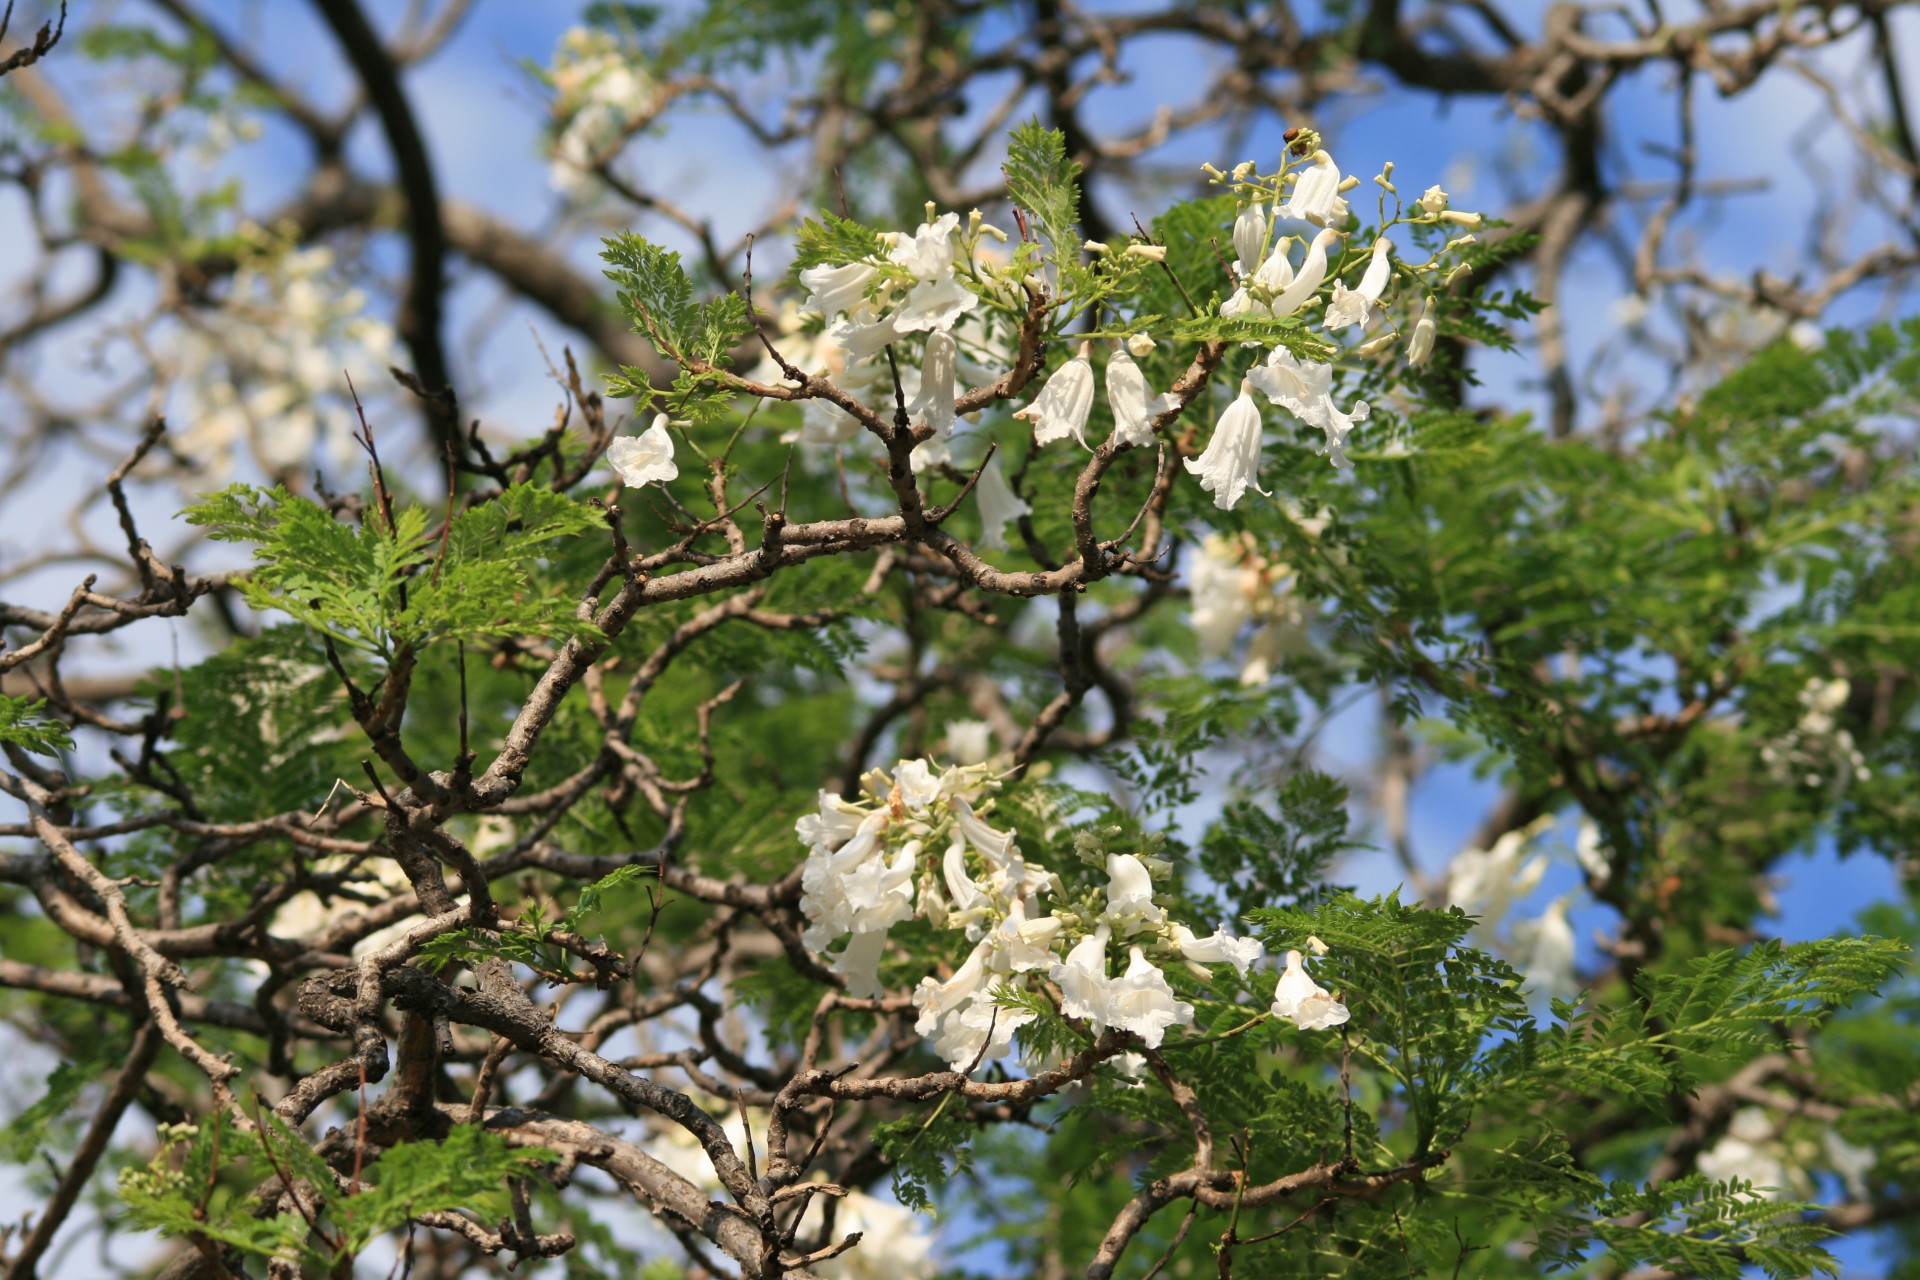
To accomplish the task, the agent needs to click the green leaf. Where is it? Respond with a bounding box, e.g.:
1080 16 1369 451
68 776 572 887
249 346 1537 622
0 695 76 756
1004 119 1082 267
339 1126 558 1252
793 211 887 272
602 232 696 357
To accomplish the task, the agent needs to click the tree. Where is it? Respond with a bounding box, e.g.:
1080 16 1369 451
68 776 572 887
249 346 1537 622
1 3 1917 1278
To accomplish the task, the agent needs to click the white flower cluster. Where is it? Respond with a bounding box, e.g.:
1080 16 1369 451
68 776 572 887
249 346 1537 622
1176 145 1482 502
547 27 660 198
797 207 1016 472
1760 676 1870 790
1187 532 1313 685
167 237 395 478
1446 818 1579 1004
795 761 1282 1073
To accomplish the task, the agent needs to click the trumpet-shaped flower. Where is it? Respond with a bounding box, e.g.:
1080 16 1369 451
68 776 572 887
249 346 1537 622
1103 854 1165 931
800 261 879 318
1276 150 1349 225
1247 349 1369 469
888 212 979 334
607 414 679 488
1169 923 1264 977
906 331 958 436
973 454 1031 550
1104 947 1196 1048
1269 227 1343 318
1014 342 1097 447
1105 348 1180 447
1270 949 1349 1029
1447 823 1549 939
1323 237 1393 331
1184 380 1269 510
1052 926 1113 1025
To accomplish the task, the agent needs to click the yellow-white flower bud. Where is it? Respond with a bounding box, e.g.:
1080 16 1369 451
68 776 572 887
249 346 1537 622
1083 240 1111 255
1354 332 1398 356
1126 333 1156 356
1439 210 1483 227
1126 243 1168 262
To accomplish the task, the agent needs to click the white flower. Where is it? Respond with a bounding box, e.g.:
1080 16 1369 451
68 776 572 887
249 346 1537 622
1102 854 1165 931
1323 237 1392 331
944 719 994 765
547 28 659 196
890 760 946 814
796 789 866 852
814 1189 937 1280
1698 1109 1789 1201
1247 349 1368 469
1184 379 1268 510
1417 184 1449 216
888 213 979 334
1268 227 1342 318
1105 348 1180 447
1823 1132 1874 1199
607 414 678 487
1014 342 1097 447
988 898 1065 973
890 212 961 279
1446 823 1549 939
906 332 958 436
1104 948 1195 1048
1512 895 1577 1003
1188 535 1260 659
1185 534 1311 684
951 796 1016 864
1406 294 1437 366
1052 926 1113 1025
895 272 979 334
1270 949 1349 1030
801 262 880 317
909 429 952 474
1232 199 1268 272
973 454 1030 551
1574 818 1612 888
833 313 905 361
1170 923 1264 978
1276 150 1349 225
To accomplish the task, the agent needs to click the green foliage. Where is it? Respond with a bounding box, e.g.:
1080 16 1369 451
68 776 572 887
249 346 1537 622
1538 1176 1838 1279
1004 119 1091 297
873 1096 975 1213
120 1112 556 1267
602 232 754 365
0 1045 117 1163
183 483 604 656
1197 769 1359 920
0 694 75 756
792 211 888 272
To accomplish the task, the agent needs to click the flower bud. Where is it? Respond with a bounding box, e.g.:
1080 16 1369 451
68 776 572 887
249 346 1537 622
1125 243 1168 262
1354 332 1398 356
1407 294 1437 366
1439 210 1482 227
1126 332 1157 356
1417 185 1449 216
1201 162 1226 180
1445 234 1478 251
1445 262 1473 286
1231 160 1256 180
1083 239 1111 255
1337 174 1360 192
